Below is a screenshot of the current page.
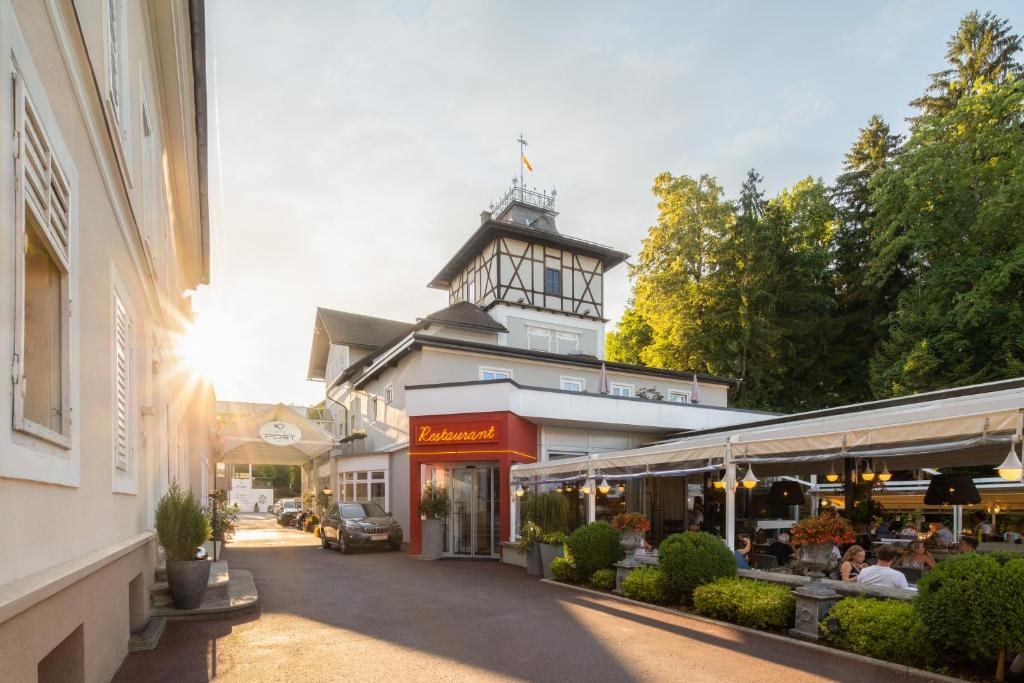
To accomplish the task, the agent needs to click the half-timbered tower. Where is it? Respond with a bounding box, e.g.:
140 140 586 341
427 185 628 359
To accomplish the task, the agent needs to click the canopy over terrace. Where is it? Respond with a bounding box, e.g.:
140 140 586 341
511 377 1024 548
217 403 337 466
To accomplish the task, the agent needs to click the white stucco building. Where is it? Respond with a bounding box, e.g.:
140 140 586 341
0 1 211 679
308 186 772 558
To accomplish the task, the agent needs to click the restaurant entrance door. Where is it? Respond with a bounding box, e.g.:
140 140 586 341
445 465 499 557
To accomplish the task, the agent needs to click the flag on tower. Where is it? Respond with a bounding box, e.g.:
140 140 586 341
522 154 533 172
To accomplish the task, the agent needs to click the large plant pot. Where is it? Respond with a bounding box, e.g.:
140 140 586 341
620 530 645 553
420 518 444 560
525 542 543 576
539 543 564 579
202 540 223 561
166 559 211 610
800 542 833 579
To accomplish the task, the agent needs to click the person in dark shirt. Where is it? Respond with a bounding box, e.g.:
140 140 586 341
766 532 795 567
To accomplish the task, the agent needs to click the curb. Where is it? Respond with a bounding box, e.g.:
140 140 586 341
539 579 965 683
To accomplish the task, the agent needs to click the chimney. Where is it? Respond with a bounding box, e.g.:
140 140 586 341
480 210 492 225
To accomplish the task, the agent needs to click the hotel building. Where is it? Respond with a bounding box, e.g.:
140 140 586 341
0 1 210 679
307 186 766 557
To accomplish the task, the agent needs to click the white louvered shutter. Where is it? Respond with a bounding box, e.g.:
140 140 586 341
113 294 131 472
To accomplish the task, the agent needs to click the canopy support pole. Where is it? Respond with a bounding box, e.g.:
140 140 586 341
725 441 736 551
843 457 855 521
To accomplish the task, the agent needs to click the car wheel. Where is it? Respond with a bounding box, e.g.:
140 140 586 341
338 534 349 554
321 530 330 549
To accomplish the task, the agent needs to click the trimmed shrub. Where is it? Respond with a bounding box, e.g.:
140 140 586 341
621 567 669 603
155 483 211 561
550 556 576 583
566 522 625 581
590 568 616 590
540 531 568 546
916 553 1024 676
824 597 936 668
658 532 736 603
693 578 795 631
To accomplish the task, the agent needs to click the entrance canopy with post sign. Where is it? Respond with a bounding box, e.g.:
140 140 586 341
217 403 337 466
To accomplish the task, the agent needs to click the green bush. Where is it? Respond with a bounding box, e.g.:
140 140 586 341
693 578 795 631
155 483 211 562
590 568 616 590
621 567 669 604
418 483 448 520
540 531 568 545
566 522 625 581
550 556 576 583
824 597 936 669
916 554 1024 675
514 521 543 554
658 532 737 603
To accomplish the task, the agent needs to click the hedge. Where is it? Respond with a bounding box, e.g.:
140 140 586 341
550 556 576 583
620 567 669 604
693 578 794 631
823 597 936 668
590 568 616 591
565 522 625 581
658 532 736 603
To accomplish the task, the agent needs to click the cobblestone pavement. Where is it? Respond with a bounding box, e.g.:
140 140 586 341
115 514 935 682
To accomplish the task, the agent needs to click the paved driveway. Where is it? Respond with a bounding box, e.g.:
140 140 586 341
116 515 930 682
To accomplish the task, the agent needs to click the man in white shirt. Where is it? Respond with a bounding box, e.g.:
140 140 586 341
857 546 909 589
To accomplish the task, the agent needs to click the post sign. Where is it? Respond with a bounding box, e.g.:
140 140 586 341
414 421 500 446
258 421 302 446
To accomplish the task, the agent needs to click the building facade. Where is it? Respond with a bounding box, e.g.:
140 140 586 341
308 187 767 558
0 1 209 680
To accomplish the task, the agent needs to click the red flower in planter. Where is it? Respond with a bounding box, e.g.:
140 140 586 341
790 511 856 546
612 512 651 533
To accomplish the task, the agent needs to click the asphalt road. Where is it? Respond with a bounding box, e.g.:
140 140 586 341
115 513 934 682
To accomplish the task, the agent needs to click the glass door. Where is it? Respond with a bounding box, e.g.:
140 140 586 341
445 466 498 557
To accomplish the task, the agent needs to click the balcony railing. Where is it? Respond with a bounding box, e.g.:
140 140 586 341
490 185 556 219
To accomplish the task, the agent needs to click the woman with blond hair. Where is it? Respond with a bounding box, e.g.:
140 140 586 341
898 540 936 570
840 545 867 582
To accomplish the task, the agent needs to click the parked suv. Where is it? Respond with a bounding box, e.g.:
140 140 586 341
320 502 403 553
276 498 302 526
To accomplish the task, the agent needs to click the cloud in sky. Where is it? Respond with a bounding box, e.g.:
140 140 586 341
196 0 1024 405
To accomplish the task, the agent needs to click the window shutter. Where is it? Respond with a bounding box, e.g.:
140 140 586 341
21 91 71 265
113 294 131 472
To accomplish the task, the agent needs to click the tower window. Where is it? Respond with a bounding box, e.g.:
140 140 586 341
544 268 561 295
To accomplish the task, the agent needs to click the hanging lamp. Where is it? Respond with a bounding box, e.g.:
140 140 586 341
825 460 840 483
996 439 1023 481
766 480 805 506
923 473 981 505
514 484 525 498
598 478 611 495
617 482 626 494
740 466 759 489
861 460 875 482
877 461 892 482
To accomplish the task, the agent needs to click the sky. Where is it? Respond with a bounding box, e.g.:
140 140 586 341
195 0 1024 407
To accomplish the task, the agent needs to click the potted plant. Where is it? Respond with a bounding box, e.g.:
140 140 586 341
419 483 448 560
790 511 856 578
204 498 238 561
539 531 568 579
516 522 544 575
612 512 651 553
155 483 213 610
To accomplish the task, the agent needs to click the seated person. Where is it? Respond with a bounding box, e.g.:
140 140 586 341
874 520 892 539
958 536 979 553
856 545 909 589
928 521 955 545
897 540 936 569
1004 523 1022 544
734 536 752 569
767 532 795 567
899 523 920 538
839 545 866 582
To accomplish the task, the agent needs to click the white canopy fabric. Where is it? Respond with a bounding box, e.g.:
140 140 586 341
218 403 337 464
511 379 1024 482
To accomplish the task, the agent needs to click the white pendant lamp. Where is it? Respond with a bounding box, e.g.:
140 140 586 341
861 460 875 482
598 478 611 494
997 440 1023 481
515 484 525 498
740 466 758 489
877 461 892 482
825 461 840 483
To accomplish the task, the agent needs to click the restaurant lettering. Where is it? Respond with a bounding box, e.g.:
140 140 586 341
415 423 499 445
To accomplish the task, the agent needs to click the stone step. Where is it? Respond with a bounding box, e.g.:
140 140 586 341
150 568 259 621
150 561 229 608
128 617 166 652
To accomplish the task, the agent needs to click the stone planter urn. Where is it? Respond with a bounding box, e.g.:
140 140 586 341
166 559 211 610
620 530 645 554
800 542 833 579
539 542 564 579
420 518 444 560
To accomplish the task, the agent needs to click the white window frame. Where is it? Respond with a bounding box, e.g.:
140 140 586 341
526 326 552 352
111 272 138 493
11 64 73 450
560 376 585 392
384 384 394 405
610 383 634 398
104 0 129 156
668 390 690 404
480 366 512 381
555 331 581 355
467 279 476 303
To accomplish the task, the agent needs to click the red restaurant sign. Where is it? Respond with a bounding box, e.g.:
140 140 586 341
414 421 500 446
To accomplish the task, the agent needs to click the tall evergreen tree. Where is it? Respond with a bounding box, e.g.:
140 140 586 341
830 115 902 403
910 10 1022 118
869 79 1024 395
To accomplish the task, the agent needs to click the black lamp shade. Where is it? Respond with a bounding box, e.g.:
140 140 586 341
766 480 806 506
923 473 981 505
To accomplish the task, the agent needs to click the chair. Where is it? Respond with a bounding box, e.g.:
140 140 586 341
751 553 778 570
896 566 923 584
